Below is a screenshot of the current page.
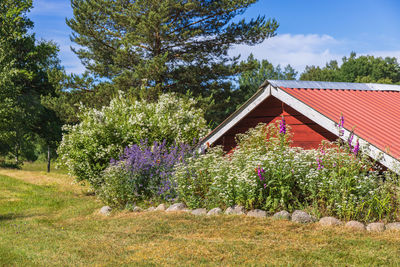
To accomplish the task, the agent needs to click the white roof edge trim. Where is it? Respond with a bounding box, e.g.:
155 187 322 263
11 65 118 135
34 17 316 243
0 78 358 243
271 86 400 174
198 85 272 151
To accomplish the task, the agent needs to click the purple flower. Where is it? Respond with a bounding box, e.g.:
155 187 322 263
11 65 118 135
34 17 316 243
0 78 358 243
338 114 345 137
353 139 360 156
339 114 344 128
279 116 286 134
112 139 194 201
257 167 265 181
348 132 354 149
317 158 324 170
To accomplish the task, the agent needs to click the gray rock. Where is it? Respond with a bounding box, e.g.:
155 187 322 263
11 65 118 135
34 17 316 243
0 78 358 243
166 202 186 212
207 207 222 216
132 206 142 212
319 216 342 226
191 208 207 216
385 222 400 231
182 208 191 213
345 221 366 231
367 222 385 232
291 210 315 223
147 206 156 212
155 204 167 211
225 205 245 215
247 209 267 218
99 206 112 215
273 210 291 220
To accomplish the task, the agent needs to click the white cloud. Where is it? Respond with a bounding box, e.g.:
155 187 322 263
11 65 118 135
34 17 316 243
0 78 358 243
231 34 343 73
231 33 400 74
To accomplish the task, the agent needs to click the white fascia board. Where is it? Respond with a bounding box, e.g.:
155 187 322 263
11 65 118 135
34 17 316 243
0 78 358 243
199 85 272 151
271 86 400 174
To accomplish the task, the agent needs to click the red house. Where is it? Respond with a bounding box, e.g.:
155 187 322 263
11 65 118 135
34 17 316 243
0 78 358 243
200 80 400 172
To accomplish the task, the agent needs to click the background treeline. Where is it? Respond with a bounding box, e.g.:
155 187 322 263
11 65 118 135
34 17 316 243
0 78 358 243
1 0 400 169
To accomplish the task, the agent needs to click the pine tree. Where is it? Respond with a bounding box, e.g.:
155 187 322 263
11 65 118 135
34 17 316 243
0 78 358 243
67 0 278 123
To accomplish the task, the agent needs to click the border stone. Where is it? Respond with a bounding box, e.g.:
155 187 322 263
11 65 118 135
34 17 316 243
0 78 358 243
385 222 400 231
345 221 365 231
147 206 155 212
191 208 207 216
366 222 385 232
155 204 167 211
273 210 291 220
99 206 112 215
247 209 266 218
207 208 222 216
225 205 245 215
319 217 342 227
291 210 315 223
132 206 142 212
166 203 186 212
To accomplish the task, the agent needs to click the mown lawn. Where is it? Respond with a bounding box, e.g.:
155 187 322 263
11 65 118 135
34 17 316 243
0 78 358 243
1 163 400 266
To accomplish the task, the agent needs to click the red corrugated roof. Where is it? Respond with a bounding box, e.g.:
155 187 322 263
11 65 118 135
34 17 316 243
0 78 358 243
281 86 400 159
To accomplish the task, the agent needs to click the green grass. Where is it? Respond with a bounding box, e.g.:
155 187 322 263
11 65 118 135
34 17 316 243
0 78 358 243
1 167 400 266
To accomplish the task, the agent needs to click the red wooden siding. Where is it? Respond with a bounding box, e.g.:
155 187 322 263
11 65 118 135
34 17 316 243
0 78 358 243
213 96 337 151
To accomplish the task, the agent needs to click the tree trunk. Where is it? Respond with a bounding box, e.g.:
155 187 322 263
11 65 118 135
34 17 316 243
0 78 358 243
47 144 51 173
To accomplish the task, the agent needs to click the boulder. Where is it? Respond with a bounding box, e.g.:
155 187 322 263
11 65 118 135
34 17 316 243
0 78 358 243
345 221 366 231
247 209 267 218
366 222 385 232
146 206 156 212
207 207 222 216
191 208 207 216
319 217 342 227
166 203 186 212
132 206 142 212
225 205 245 215
99 206 112 215
385 222 400 231
273 210 291 220
155 204 167 211
291 210 315 224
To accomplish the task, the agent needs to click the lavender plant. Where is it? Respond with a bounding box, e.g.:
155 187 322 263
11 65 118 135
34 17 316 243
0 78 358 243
58 92 209 189
98 140 194 208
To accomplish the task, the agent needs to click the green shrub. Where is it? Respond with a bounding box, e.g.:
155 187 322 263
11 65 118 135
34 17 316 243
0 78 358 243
174 121 399 221
58 92 209 189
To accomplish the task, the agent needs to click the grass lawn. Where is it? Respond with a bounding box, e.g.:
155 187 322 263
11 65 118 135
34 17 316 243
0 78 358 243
1 163 400 266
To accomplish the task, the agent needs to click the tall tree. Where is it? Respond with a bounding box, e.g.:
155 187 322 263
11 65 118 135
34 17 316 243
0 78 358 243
0 0 63 166
67 0 278 123
300 52 400 84
232 54 297 109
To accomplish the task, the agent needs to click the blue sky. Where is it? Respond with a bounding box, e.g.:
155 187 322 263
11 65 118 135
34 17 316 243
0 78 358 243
29 0 400 75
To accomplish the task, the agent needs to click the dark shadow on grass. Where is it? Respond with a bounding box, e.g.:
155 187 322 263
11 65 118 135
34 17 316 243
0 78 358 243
0 213 40 221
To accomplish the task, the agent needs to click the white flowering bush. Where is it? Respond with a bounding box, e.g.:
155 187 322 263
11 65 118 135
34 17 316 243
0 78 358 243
174 121 400 222
58 92 209 189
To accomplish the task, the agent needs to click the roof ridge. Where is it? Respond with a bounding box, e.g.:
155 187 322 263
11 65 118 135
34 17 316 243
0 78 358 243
268 80 400 92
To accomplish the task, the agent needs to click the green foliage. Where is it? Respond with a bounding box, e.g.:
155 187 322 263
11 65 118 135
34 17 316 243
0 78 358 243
66 0 278 124
58 92 209 189
300 52 400 84
233 54 297 109
174 122 399 221
0 0 63 164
